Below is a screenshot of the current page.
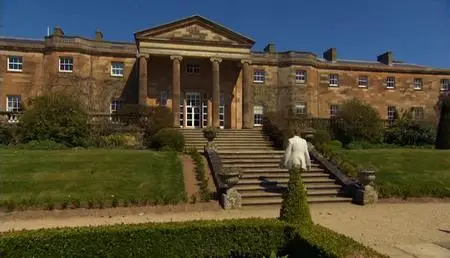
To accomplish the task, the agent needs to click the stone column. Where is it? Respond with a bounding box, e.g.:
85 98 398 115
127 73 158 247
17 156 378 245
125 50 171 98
170 55 183 128
210 57 222 128
138 54 149 106
241 60 253 128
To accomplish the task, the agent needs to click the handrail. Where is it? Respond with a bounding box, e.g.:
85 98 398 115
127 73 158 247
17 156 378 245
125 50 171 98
203 146 227 197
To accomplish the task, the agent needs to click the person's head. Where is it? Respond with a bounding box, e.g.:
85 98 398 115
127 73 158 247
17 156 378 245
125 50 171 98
291 127 302 137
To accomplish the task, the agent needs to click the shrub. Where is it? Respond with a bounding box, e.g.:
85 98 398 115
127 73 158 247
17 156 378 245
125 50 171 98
99 134 127 148
150 128 185 151
435 96 450 149
140 106 174 146
188 148 211 201
0 125 15 145
331 99 384 146
384 109 435 146
0 219 384 258
18 93 90 147
14 140 68 150
311 129 331 148
279 167 312 226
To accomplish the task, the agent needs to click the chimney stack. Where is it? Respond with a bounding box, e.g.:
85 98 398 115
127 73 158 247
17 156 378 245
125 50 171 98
53 27 64 37
377 52 393 65
323 48 337 62
264 43 276 53
95 30 104 41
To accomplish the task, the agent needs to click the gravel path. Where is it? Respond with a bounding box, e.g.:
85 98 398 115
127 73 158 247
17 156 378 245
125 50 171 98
0 202 449 257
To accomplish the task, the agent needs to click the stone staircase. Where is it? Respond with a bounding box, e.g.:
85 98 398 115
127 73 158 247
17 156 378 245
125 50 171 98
182 129 352 205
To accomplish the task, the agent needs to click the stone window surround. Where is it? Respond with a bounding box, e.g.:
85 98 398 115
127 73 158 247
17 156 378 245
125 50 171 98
386 76 396 89
295 70 307 83
6 95 21 112
253 69 265 83
253 105 264 126
59 56 74 72
186 63 200 74
358 75 369 88
110 99 123 114
387 106 397 121
7 56 23 72
111 62 124 77
413 78 423 90
294 103 307 115
329 74 339 87
440 79 450 91
330 104 339 118
412 107 424 120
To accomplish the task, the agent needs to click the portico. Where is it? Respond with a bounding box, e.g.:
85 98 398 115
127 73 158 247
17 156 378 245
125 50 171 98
134 15 255 129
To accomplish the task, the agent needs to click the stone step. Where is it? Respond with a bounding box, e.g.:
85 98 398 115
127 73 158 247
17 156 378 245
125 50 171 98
224 163 324 171
218 150 285 155
185 142 272 147
242 196 352 206
235 182 341 191
240 188 340 198
237 177 336 185
240 172 330 180
220 158 288 163
218 154 284 159
186 146 275 151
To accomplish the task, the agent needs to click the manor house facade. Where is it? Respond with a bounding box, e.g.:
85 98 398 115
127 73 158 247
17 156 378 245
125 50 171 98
1 15 449 129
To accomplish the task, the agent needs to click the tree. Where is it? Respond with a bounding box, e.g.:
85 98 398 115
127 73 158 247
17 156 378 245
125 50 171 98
435 96 450 149
19 92 90 147
331 98 384 145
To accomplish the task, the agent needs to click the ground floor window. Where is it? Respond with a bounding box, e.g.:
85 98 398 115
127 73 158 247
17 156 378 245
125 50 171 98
412 107 424 121
294 103 306 116
387 106 397 125
254 105 264 126
6 95 21 112
160 90 168 106
330 104 340 118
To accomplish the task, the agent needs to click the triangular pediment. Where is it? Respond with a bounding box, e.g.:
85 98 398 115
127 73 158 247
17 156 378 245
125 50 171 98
135 15 255 48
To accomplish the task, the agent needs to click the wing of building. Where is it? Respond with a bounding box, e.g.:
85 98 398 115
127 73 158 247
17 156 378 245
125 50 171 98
1 15 449 128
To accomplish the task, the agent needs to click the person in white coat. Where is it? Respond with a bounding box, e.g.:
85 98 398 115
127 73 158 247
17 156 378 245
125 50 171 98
282 128 311 171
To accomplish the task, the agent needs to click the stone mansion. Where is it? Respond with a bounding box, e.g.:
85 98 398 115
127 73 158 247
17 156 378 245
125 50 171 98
1 15 449 129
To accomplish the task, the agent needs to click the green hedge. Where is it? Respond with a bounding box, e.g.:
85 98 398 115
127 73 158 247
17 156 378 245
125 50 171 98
0 219 385 258
187 147 211 202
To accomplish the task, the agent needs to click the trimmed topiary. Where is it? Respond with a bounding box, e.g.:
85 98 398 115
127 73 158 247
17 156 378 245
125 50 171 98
279 166 313 226
435 96 450 149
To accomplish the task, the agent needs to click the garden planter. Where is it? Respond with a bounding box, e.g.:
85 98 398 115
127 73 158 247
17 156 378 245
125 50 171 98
202 127 218 142
219 167 242 189
358 169 376 186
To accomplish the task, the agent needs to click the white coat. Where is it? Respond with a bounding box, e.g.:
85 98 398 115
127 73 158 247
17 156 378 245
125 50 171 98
283 136 311 171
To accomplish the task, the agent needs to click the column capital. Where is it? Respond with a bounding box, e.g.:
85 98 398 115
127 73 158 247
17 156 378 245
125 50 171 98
170 55 183 61
210 57 222 63
137 53 149 59
240 59 252 65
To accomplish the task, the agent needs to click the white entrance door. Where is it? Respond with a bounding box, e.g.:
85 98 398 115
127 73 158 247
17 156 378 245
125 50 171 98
185 92 201 128
202 99 208 128
219 93 225 129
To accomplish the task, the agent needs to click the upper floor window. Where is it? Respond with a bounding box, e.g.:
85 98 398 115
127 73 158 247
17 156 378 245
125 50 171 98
186 64 200 74
413 78 423 90
330 104 340 118
111 62 124 77
294 103 306 116
59 57 73 72
329 74 339 87
7 56 23 72
6 95 21 112
358 75 368 88
295 70 307 83
412 107 424 120
160 89 168 107
441 79 450 91
387 106 397 122
254 105 264 126
386 76 396 89
253 69 265 83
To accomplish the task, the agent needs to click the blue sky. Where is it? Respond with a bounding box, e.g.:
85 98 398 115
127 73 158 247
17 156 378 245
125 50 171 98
1 0 450 67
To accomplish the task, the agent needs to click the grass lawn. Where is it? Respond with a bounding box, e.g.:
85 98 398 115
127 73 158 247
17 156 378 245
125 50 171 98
339 149 450 198
0 149 185 210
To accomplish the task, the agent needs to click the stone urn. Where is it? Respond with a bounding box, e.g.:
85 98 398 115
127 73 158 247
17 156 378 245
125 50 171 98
358 168 376 187
219 167 242 189
202 126 218 142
